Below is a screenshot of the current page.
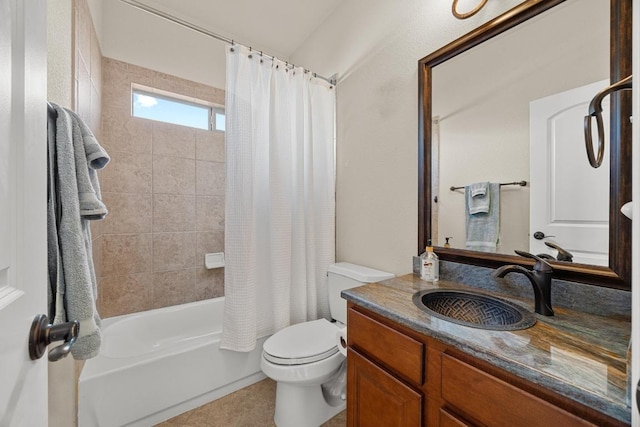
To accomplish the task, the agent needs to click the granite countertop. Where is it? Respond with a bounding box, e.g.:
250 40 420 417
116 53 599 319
342 274 631 424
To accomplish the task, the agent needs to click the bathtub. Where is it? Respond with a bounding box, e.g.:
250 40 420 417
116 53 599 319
78 297 267 427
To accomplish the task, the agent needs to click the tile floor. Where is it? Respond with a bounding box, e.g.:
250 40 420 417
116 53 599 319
155 378 346 427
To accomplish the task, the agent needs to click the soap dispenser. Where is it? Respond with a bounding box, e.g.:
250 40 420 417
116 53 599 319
420 246 439 282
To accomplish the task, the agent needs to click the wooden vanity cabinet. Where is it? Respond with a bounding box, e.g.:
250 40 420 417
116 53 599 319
346 303 627 427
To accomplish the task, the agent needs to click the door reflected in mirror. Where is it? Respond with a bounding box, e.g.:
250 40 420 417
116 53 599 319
431 0 609 265
419 0 632 289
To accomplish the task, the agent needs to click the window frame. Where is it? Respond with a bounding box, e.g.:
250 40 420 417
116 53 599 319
131 83 225 132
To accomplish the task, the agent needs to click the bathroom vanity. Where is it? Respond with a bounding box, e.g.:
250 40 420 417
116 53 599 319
343 275 630 427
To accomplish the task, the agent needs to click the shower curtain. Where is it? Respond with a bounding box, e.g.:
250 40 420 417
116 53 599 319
221 45 336 352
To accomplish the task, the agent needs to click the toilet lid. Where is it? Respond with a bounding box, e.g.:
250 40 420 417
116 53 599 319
263 319 340 365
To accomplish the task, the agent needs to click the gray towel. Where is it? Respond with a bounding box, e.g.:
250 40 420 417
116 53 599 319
465 182 500 252
48 103 108 360
466 181 490 214
67 109 110 220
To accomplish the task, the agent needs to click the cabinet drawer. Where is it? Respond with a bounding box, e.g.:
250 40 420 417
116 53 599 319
348 308 424 385
441 353 596 427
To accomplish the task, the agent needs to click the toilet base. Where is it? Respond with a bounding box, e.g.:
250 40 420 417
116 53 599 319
273 381 346 427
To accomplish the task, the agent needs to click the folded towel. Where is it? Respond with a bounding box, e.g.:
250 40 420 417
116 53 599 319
465 182 500 252
466 181 490 214
67 109 110 220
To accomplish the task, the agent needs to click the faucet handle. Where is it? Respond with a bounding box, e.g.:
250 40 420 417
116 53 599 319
544 241 574 262
514 250 553 273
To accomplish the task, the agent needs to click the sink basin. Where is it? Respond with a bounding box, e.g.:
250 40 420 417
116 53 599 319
412 289 536 331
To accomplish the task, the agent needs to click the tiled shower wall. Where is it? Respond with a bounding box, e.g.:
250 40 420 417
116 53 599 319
73 0 104 326
97 57 226 318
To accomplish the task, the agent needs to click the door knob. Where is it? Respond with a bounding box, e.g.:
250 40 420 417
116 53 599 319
533 231 555 240
636 379 640 414
28 314 79 362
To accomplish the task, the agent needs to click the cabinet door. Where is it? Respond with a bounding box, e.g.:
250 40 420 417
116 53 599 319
347 348 422 427
440 409 473 427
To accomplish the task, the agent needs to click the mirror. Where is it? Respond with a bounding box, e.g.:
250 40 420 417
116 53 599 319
419 0 632 289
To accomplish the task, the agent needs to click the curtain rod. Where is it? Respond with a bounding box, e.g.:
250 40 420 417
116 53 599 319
119 0 337 86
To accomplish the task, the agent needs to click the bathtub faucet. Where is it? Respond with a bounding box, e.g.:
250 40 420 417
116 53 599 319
493 250 554 316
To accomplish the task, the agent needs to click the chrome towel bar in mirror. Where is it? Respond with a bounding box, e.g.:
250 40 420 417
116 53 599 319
584 75 632 168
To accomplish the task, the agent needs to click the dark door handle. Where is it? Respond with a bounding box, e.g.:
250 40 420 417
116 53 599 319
533 231 556 240
28 314 79 362
636 379 640 414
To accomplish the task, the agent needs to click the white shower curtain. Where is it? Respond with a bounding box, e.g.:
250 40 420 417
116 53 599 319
221 45 336 352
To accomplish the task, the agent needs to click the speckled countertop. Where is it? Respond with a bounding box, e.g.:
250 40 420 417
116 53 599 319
342 274 631 425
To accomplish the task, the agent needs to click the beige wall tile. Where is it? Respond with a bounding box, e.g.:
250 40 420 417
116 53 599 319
92 235 103 283
152 121 196 159
153 269 196 308
153 194 196 232
99 57 227 314
90 29 102 96
153 232 196 271
195 130 225 162
102 115 152 154
103 233 152 276
90 216 103 238
153 155 195 195
196 267 224 301
101 151 152 194
100 273 154 318
101 58 133 117
196 231 225 268
76 60 91 122
102 192 152 234
89 85 102 139
196 196 225 231
153 74 204 101
196 160 225 196
76 0 91 73
124 61 156 88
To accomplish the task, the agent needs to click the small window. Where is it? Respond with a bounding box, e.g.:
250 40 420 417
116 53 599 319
132 85 225 132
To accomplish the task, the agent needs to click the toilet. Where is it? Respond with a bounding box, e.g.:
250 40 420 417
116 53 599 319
260 262 395 427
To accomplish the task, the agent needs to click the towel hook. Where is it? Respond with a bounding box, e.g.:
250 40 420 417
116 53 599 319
584 75 632 168
452 0 488 19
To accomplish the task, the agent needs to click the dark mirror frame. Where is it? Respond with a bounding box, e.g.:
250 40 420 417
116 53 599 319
418 0 632 290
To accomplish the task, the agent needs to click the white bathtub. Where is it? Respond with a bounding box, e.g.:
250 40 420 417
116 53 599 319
78 297 267 427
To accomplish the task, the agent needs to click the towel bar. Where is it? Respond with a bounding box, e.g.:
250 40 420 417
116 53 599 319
449 180 527 191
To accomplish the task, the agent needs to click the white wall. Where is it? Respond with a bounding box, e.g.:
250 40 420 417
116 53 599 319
433 0 608 256
47 0 73 107
100 0 227 89
289 0 524 275
86 0 103 43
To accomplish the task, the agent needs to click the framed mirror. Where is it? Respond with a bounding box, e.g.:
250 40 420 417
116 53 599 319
418 0 631 289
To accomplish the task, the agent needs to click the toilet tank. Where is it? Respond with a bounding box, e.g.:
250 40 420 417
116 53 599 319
328 262 395 324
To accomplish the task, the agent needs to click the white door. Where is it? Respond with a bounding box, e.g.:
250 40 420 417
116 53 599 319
0 0 48 425
529 79 610 265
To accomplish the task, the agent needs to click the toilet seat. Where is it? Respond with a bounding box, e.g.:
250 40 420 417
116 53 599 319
263 319 341 365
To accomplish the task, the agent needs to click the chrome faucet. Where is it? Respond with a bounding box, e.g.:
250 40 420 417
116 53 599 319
493 250 554 316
